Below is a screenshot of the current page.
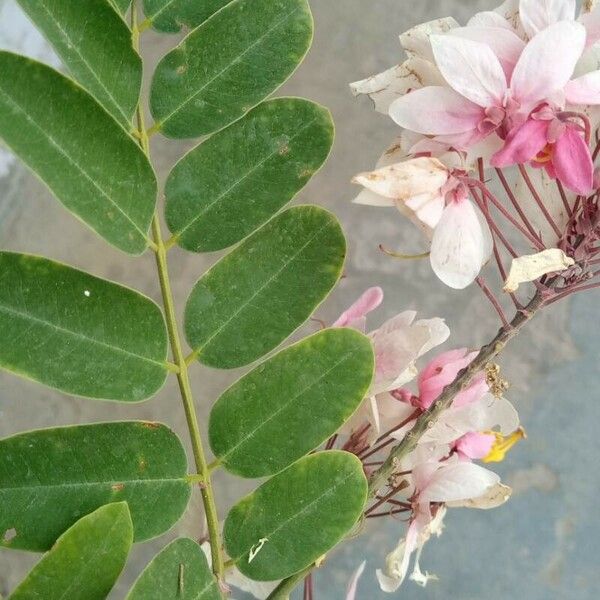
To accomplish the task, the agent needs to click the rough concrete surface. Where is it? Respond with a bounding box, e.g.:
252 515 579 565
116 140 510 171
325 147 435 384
0 0 599 598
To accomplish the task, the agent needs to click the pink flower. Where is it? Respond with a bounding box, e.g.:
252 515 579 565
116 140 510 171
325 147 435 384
332 286 384 331
416 348 489 410
389 22 587 152
377 456 507 592
353 159 493 289
491 105 594 194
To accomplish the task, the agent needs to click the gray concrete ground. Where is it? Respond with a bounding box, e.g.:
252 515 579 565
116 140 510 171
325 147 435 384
1 1 599 598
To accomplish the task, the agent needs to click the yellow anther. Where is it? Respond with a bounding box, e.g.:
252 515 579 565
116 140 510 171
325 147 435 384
483 427 526 463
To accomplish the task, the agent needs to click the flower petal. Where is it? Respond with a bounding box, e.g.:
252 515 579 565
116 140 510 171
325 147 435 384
350 57 445 115
511 21 586 108
580 6 600 49
352 157 449 200
390 87 485 135
504 249 575 292
430 198 492 289
420 462 500 504
333 287 384 329
468 11 514 29
491 118 549 167
553 125 594 194
519 0 576 38
446 482 512 509
431 34 507 107
345 562 366 600
565 70 600 104
400 17 460 62
449 26 526 80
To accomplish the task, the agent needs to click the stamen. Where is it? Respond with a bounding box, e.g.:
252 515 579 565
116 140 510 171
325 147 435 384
483 427 526 463
379 244 430 260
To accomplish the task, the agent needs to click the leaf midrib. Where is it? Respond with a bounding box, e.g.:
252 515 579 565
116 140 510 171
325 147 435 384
194 219 332 354
173 116 320 240
0 477 186 493
233 467 358 561
220 349 359 462
0 303 166 369
157 4 302 129
0 82 148 243
35 2 131 124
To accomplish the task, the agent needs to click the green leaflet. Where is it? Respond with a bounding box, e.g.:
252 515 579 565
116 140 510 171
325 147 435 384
165 98 334 253
184 206 346 369
16 0 142 126
0 52 156 254
126 538 221 600
0 422 191 552
149 0 313 138
142 0 232 33
0 252 168 401
224 452 368 581
8 503 132 600
210 329 374 478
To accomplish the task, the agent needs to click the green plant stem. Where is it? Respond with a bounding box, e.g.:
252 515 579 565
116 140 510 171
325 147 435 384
267 290 547 600
131 3 225 583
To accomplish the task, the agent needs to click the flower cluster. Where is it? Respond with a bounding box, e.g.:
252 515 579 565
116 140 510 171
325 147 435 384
332 288 523 592
352 0 600 297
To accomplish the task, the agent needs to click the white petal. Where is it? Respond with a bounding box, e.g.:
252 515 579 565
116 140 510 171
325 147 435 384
352 157 449 201
422 395 519 446
504 249 575 292
449 26 526 79
389 87 484 135
430 198 492 289
511 22 586 108
352 188 395 207
447 482 512 509
519 0 576 38
350 58 445 115
345 562 366 600
400 17 460 62
420 462 500 504
566 70 600 104
468 11 514 29
415 318 451 356
493 0 527 38
431 35 507 107
405 193 445 229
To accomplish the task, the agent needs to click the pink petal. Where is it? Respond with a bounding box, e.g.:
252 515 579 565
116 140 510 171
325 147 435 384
580 7 600 49
519 0 576 38
333 287 384 329
453 372 490 408
431 34 507 107
449 27 526 80
418 348 476 408
565 71 600 105
553 126 594 195
389 86 485 135
491 118 549 167
511 22 586 109
455 432 496 460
